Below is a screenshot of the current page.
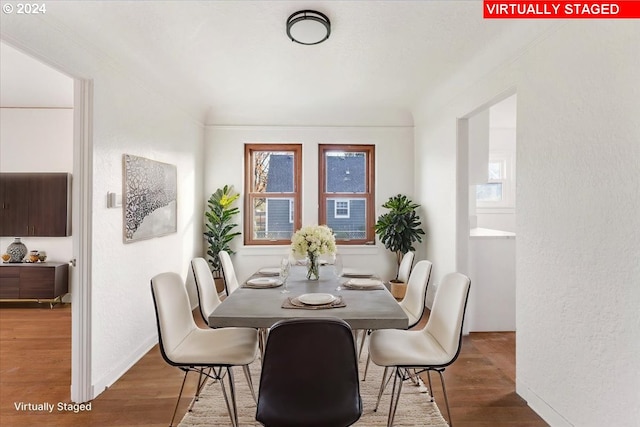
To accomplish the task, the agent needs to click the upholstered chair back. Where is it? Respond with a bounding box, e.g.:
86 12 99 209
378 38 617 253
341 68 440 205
191 257 221 325
424 272 471 359
398 260 432 328
150 272 197 361
397 251 415 283
219 250 239 295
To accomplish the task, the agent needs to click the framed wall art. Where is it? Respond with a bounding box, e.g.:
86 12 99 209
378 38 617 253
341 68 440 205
123 154 177 242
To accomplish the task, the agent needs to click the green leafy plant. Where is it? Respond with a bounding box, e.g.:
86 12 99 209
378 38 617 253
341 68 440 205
374 194 426 280
204 185 241 276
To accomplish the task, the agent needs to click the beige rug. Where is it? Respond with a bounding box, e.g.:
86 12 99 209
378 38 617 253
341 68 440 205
178 348 449 427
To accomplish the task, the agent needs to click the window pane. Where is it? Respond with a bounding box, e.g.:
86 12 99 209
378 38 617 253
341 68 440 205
476 183 503 202
251 197 294 240
253 152 294 193
325 152 366 193
326 198 366 240
488 162 503 180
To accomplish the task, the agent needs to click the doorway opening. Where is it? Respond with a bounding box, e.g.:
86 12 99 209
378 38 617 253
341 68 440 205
456 92 517 335
0 40 93 402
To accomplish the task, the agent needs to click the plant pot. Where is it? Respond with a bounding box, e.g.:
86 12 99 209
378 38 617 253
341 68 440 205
390 280 407 300
214 277 226 294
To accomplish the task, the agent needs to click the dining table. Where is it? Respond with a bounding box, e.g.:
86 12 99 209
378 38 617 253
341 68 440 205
208 264 408 331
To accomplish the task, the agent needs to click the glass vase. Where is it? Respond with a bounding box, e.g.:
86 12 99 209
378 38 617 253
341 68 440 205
307 253 320 281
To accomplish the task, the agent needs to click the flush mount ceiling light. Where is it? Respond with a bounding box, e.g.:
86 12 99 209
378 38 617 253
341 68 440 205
286 10 331 45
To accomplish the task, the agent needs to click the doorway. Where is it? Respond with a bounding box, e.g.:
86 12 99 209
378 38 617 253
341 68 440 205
456 92 517 335
0 40 93 402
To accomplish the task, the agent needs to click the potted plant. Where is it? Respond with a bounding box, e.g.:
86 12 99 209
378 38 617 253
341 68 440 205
374 194 425 298
204 185 241 293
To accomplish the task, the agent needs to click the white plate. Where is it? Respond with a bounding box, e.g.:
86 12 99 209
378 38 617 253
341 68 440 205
246 277 281 287
297 293 336 305
341 268 374 278
258 267 281 276
347 278 382 287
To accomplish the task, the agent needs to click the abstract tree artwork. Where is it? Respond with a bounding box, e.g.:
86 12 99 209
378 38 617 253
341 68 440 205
123 154 177 242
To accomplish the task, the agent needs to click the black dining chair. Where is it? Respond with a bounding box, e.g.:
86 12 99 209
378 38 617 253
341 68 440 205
256 317 363 427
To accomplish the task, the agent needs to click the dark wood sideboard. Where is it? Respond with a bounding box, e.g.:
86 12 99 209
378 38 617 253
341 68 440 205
0 262 69 307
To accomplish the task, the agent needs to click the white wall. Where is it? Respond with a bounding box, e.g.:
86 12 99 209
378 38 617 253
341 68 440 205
204 125 416 283
0 108 74 264
414 22 640 427
1 20 205 398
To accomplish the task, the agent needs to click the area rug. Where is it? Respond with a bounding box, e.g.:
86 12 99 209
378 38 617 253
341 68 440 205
178 348 449 427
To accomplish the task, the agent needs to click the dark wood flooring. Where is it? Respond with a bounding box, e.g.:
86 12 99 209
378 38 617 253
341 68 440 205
0 303 548 426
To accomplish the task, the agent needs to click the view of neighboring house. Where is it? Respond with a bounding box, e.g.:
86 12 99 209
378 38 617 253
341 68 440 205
262 153 368 240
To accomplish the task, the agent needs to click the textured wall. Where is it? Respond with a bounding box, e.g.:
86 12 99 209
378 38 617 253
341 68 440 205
414 21 640 427
515 21 640 427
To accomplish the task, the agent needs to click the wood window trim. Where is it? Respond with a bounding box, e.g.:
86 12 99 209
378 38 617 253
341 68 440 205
319 144 375 244
244 144 302 245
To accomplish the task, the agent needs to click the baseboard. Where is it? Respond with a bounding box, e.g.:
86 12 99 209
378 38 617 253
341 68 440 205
516 379 573 427
91 334 157 400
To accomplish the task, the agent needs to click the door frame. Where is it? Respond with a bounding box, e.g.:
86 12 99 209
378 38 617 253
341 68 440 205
455 88 516 335
71 78 93 402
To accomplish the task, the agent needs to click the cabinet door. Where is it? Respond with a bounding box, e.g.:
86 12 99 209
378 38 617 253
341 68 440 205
0 174 30 236
28 174 71 237
19 267 55 299
0 267 21 299
0 173 71 237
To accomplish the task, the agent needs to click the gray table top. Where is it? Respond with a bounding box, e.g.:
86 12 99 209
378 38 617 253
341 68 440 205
208 265 408 330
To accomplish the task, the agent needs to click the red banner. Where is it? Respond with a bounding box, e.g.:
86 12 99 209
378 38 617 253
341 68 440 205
484 1 640 18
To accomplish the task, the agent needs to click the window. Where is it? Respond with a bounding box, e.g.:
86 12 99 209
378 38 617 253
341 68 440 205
245 144 302 245
319 145 375 244
334 200 350 218
476 153 515 209
476 160 505 202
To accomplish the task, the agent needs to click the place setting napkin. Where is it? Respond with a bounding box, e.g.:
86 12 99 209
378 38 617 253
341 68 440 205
342 278 386 290
282 295 346 310
242 277 283 289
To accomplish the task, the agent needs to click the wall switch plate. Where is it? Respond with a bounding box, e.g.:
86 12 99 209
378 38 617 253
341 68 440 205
107 192 122 208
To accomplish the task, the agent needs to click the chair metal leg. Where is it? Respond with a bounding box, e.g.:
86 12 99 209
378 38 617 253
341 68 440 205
437 369 453 427
193 369 204 403
242 364 257 404
374 366 389 412
217 367 236 427
426 371 434 401
387 367 404 427
227 367 239 427
169 370 189 427
363 351 371 381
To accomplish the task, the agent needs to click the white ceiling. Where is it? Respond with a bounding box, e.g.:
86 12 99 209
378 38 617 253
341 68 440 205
1 1 554 125
0 42 74 108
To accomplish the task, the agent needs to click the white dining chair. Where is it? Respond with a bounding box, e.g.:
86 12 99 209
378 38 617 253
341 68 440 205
192 257 261 395
191 257 222 324
219 250 239 296
362 260 432 380
369 272 471 427
150 271 259 427
396 251 415 284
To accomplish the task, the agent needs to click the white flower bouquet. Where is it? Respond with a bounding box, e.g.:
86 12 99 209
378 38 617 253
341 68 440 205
291 225 336 280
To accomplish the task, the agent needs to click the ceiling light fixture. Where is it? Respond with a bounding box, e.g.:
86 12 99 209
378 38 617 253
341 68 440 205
286 10 331 45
